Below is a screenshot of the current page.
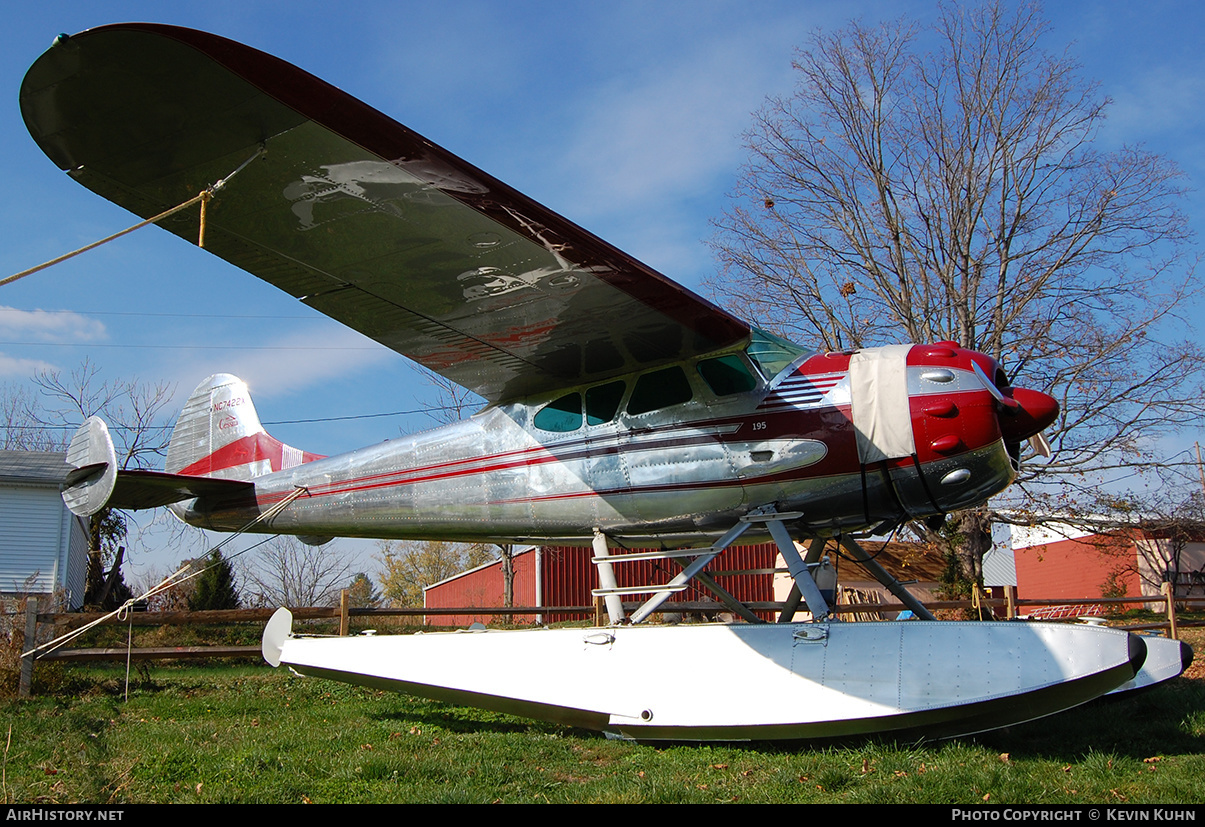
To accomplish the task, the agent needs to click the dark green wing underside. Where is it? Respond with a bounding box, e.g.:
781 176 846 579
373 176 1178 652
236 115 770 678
21 24 748 402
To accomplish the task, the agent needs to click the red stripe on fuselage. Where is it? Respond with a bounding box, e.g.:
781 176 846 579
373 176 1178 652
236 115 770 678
176 433 324 476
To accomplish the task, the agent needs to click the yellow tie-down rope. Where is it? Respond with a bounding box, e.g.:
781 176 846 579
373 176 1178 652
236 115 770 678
22 484 308 661
0 146 264 289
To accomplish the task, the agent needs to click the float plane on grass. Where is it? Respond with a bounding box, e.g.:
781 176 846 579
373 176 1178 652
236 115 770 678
21 24 1165 741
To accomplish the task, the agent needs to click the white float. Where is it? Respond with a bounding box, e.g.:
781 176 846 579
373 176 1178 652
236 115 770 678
1106 633 1193 696
263 611 1145 741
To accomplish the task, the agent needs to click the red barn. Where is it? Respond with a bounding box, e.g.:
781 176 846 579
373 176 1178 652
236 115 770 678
1011 522 1205 603
424 543 780 626
423 541 948 626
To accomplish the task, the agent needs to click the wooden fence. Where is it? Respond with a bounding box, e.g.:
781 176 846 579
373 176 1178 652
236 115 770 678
12 584 1204 698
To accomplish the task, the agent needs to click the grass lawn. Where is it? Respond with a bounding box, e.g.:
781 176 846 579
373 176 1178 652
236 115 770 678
2 625 1202 804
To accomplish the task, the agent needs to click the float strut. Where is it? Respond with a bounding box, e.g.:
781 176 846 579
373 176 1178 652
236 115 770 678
777 537 827 623
592 529 626 625
764 518 830 621
838 535 936 621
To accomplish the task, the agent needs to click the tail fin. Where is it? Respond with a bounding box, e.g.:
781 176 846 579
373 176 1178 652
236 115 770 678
166 374 323 481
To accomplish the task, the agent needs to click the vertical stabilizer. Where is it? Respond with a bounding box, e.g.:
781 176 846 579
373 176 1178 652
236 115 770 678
165 374 322 481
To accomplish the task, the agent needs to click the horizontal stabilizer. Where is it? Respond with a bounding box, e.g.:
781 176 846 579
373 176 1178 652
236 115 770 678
62 416 253 516
107 468 253 511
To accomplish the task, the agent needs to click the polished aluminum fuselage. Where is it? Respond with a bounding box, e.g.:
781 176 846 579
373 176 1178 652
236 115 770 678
173 354 1015 546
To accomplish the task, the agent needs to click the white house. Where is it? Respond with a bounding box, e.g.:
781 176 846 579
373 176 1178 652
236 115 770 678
0 451 88 609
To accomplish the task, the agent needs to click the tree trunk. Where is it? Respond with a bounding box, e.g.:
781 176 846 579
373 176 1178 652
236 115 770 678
500 545 514 608
84 512 104 607
94 545 126 609
952 510 992 586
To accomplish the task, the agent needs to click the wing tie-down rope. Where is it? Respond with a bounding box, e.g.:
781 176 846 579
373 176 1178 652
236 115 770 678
0 146 265 288
21 484 308 662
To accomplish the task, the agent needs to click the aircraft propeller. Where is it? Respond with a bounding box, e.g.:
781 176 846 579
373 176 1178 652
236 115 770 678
970 360 1057 463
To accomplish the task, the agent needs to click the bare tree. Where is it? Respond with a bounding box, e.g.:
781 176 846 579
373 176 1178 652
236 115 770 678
708 1 1204 581
135 563 195 613
31 359 174 471
19 360 177 607
0 383 65 451
242 536 356 608
413 365 484 425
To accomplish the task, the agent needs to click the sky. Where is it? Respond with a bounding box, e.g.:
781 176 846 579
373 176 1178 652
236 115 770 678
1 0 1204 581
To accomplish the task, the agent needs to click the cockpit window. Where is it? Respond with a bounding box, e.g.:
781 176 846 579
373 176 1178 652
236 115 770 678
627 367 693 416
586 381 625 426
746 328 810 379
533 392 582 432
697 354 757 396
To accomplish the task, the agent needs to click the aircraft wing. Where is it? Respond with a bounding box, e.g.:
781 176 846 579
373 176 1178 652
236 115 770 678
21 24 749 403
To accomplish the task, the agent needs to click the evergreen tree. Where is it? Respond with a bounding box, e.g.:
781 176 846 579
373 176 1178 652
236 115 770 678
188 549 241 611
345 572 382 609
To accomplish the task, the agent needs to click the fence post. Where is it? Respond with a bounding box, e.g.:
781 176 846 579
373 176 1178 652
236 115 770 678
18 596 38 698
1161 581 1179 640
339 589 350 636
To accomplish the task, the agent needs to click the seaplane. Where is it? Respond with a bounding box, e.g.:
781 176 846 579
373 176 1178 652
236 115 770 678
21 23 1162 742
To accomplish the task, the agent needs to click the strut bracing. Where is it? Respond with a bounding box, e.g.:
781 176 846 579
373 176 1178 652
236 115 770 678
839 536 937 621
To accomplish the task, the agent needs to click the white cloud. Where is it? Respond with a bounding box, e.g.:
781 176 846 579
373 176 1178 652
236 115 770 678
0 352 56 379
0 306 107 342
164 323 396 403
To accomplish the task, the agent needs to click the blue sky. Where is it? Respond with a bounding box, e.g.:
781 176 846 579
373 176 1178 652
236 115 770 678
2 0 1204 579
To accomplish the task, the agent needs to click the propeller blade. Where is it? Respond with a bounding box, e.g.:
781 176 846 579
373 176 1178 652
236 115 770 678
972 360 1020 411
1029 431 1052 459
970 357 1058 457
971 361 1004 403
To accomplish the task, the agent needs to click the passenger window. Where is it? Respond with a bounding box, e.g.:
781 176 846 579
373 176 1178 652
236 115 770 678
698 355 757 396
627 367 693 416
586 381 625 426
534 393 582 432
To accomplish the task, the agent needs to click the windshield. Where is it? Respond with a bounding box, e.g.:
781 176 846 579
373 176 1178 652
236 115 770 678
746 328 811 380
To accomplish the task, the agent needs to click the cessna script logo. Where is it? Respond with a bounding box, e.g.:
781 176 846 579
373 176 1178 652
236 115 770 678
213 397 245 431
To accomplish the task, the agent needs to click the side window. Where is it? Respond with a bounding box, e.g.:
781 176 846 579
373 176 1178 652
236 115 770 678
627 367 693 416
586 381 625 426
533 393 582 432
698 355 757 396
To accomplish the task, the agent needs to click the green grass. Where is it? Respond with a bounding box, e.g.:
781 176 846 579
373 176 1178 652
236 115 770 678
1 653 1203 804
